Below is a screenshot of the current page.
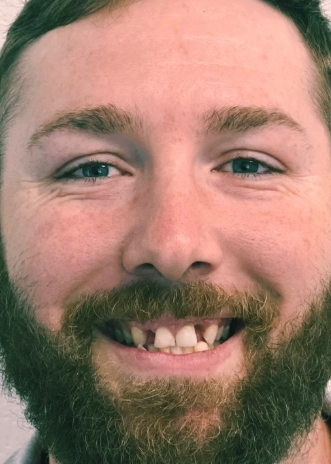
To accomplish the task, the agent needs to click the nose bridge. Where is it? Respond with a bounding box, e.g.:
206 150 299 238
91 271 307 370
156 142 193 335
147 170 198 249
144 142 200 250
122 156 219 280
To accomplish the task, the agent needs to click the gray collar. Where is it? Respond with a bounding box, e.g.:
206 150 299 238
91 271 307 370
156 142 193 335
4 432 46 464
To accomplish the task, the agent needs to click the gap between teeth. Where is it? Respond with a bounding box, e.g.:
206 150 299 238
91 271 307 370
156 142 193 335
119 321 232 354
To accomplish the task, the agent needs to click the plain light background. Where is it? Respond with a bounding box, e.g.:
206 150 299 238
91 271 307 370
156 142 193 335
1 0 331 461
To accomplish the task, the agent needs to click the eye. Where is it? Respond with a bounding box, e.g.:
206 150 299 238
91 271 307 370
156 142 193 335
215 156 283 179
56 160 126 183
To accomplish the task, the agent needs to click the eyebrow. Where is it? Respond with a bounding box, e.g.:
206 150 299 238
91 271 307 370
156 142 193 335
27 103 307 150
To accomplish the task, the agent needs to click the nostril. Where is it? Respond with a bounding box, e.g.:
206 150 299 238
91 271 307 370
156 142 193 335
135 263 163 278
192 261 208 269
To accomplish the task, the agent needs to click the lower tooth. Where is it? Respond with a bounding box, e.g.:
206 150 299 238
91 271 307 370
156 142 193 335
160 347 171 353
170 346 183 355
194 341 209 352
182 346 194 354
147 344 159 352
137 344 147 350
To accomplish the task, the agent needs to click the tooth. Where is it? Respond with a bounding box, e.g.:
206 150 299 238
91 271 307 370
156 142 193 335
182 346 194 354
213 341 220 347
137 344 147 350
154 327 176 348
215 326 224 341
221 325 230 340
176 325 197 347
160 347 171 353
123 328 133 345
131 326 147 346
194 341 209 352
147 344 159 352
114 328 125 343
203 324 218 345
170 346 183 355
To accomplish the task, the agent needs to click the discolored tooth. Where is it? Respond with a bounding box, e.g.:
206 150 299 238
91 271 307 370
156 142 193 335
131 326 147 346
154 327 176 348
213 341 220 347
182 346 194 354
194 341 209 352
147 344 159 352
176 325 197 347
123 327 133 345
203 324 218 345
221 324 230 340
137 344 147 350
160 347 171 353
215 326 224 341
114 328 125 343
170 346 183 355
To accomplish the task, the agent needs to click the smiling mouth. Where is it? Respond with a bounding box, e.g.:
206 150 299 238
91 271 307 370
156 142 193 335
95 317 245 354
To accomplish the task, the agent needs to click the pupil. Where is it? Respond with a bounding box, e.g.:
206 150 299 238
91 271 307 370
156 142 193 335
233 159 258 173
83 164 109 177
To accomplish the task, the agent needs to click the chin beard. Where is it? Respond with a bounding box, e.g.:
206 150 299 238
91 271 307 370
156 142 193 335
0 266 331 463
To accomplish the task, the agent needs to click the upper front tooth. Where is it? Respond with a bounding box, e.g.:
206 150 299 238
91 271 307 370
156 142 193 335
176 325 197 347
203 324 218 345
154 327 176 348
131 327 147 346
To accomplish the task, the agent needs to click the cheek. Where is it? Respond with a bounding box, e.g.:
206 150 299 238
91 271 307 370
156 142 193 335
236 195 331 305
3 203 129 327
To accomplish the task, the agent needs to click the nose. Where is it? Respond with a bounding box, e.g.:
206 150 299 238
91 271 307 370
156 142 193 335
122 174 223 281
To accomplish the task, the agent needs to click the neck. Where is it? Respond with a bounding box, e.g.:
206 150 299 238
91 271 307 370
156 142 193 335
280 415 331 464
48 415 331 464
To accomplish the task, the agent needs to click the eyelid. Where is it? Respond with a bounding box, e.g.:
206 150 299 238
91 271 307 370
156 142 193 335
54 154 130 178
219 150 285 170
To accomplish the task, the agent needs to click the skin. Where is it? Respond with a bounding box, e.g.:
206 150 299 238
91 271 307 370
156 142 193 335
2 0 331 461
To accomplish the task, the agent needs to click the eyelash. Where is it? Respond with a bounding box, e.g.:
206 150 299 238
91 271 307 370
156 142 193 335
57 156 282 184
218 155 283 180
57 160 124 184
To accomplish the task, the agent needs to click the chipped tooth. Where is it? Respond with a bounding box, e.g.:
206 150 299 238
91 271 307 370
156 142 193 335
215 326 224 341
176 325 197 347
182 346 194 354
203 324 218 345
170 346 183 355
160 347 171 353
137 344 147 350
147 344 159 352
131 326 147 346
154 327 176 348
194 341 209 352
114 328 125 343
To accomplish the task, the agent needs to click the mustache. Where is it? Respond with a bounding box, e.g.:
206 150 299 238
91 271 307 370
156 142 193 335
60 280 280 338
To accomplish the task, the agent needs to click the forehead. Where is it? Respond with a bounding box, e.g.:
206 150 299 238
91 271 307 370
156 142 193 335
15 0 323 140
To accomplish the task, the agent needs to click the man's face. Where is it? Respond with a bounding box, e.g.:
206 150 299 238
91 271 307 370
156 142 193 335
1 0 331 462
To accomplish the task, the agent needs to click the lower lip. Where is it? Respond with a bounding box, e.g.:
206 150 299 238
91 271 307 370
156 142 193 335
95 328 244 377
